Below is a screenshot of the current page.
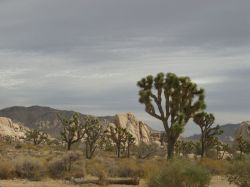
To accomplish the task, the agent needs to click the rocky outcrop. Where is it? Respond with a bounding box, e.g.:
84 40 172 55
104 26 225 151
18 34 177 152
0 117 28 141
235 121 250 142
108 113 152 144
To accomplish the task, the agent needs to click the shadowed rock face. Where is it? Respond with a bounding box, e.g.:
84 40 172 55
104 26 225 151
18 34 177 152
235 121 250 142
108 112 152 145
0 117 28 141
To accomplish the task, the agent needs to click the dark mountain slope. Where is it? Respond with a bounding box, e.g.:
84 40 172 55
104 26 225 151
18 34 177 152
0 106 114 136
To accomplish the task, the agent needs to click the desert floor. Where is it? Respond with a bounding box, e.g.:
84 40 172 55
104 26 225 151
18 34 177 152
0 176 237 187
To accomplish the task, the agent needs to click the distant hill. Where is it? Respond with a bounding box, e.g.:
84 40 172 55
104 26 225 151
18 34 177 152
0 106 114 136
187 123 240 143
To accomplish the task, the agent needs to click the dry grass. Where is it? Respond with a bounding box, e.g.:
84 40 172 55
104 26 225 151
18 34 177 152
199 158 226 175
0 160 15 179
0 142 242 187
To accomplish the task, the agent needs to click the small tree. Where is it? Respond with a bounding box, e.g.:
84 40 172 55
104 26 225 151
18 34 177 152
214 141 230 160
25 129 48 145
58 112 85 150
126 132 135 158
108 126 128 158
193 112 223 157
137 73 205 159
175 140 194 156
236 136 250 157
84 115 105 159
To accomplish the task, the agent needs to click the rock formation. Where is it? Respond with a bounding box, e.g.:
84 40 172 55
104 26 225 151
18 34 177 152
108 112 152 145
234 121 250 142
0 117 28 141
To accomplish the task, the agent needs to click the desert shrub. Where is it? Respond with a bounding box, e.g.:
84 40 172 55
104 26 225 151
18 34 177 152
86 158 165 179
48 151 84 179
0 160 14 179
107 160 144 178
15 157 45 181
226 155 250 187
199 158 225 175
15 143 22 149
62 151 82 171
86 158 107 179
136 142 160 159
48 157 65 178
148 159 211 187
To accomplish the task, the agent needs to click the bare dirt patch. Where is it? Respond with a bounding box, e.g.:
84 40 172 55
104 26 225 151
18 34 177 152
0 176 236 187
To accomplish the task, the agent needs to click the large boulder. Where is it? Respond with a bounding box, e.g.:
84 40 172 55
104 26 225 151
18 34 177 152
0 117 27 141
109 113 152 145
234 121 250 142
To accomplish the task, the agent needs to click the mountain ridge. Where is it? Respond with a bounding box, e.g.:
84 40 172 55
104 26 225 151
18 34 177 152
0 105 114 136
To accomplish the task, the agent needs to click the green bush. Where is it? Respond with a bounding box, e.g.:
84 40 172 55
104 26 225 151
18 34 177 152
226 155 250 187
15 157 45 181
148 159 211 187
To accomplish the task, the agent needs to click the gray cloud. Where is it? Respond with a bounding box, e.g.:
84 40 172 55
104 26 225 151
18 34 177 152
0 0 250 136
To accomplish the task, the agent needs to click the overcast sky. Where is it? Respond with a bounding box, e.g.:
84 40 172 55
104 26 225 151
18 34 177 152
0 0 250 136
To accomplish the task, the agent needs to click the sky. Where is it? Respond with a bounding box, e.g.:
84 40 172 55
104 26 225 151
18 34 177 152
0 0 250 136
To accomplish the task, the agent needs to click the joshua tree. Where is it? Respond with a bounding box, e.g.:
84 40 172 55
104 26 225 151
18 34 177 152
214 140 230 160
137 73 205 159
126 132 135 158
58 112 85 150
193 112 223 157
175 140 194 156
83 115 105 159
107 126 128 158
25 129 48 145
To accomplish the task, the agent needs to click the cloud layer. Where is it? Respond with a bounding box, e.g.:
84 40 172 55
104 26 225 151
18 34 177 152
0 0 250 135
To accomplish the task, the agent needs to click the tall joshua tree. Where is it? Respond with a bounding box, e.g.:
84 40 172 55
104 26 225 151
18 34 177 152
58 112 85 150
137 73 205 159
193 112 223 157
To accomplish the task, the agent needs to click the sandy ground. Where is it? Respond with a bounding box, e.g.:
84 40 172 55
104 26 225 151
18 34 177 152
209 176 237 187
0 177 236 187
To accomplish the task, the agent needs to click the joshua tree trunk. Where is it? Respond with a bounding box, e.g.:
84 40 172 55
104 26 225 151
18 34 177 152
201 132 205 157
127 145 130 158
117 145 121 158
67 143 72 150
167 136 176 159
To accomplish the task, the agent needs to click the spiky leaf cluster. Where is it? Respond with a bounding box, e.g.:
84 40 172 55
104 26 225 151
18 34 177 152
58 112 85 150
137 73 205 130
84 115 105 158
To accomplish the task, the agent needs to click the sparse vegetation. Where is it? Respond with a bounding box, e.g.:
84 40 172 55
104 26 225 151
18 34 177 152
148 159 211 187
14 157 45 181
48 151 84 179
226 155 250 187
